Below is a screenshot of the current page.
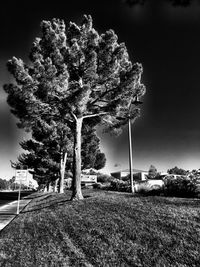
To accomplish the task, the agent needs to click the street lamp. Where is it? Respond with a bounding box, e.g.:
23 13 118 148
128 94 143 193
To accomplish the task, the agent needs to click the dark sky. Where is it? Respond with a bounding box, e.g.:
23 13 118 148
1 0 200 179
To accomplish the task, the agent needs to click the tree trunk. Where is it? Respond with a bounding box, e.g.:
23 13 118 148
49 181 53 192
71 117 84 200
46 182 50 192
58 152 67 193
53 177 59 192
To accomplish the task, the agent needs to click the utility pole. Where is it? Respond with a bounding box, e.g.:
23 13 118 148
128 116 134 193
128 94 143 194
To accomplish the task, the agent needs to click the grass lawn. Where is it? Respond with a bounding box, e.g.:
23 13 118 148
0 190 199 266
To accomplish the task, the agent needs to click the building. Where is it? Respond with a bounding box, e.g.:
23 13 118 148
110 169 148 181
24 171 38 189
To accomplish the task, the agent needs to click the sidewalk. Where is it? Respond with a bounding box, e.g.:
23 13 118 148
0 198 32 231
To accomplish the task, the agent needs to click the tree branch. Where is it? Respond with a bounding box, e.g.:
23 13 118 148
65 118 74 124
102 118 114 125
70 112 77 121
89 87 116 107
98 100 110 103
83 112 107 119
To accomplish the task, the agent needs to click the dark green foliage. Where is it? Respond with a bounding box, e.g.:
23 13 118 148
109 179 131 192
13 138 60 187
0 178 9 190
96 173 113 183
4 15 145 199
135 183 164 196
4 14 145 135
93 152 106 170
122 173 143 181
163 176 199 198
81 127 106 170
0 177 28 191
147 164 158 179
168 166 187 175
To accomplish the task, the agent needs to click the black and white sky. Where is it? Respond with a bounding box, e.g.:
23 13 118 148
1 0 200 179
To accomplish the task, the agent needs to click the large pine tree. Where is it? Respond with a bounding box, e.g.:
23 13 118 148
4 15 145 200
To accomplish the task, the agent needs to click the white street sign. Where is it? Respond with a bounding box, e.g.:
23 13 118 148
15 170 27 182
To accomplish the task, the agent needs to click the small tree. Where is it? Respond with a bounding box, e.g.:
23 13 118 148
0 178 9 190
148 165 158 179
13 139 60 192
4 15 145 200
16 126 106 191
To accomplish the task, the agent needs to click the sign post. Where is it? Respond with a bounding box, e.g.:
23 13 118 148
16 180 21 214
15 170 27 215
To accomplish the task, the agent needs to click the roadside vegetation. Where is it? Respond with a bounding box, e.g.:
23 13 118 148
0 190 200 266
102 166 200 199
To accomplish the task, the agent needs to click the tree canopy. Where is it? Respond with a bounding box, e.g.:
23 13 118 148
168 166 187 175
147 165 158 179
4 15 145 200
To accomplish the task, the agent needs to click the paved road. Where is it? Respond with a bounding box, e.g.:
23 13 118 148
0 198 32 231
0 199 13 208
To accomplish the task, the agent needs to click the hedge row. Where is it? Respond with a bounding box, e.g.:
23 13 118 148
98 176 200 198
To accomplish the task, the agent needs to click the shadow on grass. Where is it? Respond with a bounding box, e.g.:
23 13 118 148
83 195 93 199
21 194 94 213
23 193 55 200
21 199 73 213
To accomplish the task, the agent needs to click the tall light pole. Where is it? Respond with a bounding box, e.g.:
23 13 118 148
128 115 134 193
128 95 143 193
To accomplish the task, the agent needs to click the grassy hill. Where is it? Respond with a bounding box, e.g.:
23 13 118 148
0 190 199 266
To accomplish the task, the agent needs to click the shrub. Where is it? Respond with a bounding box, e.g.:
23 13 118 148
97 174 114 184
109 179 131 192
163 176 199 198
93 183 103 189
135 182 163 196
121 175 130 182
135 182 151 193
122 173 141 182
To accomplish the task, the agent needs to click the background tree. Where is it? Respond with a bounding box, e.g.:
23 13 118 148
147 165 158 179
13 140 60 192
11 116 73 193
0 178 9 190
31 120 73 193
13 119 106 191
8 176 15 191
168 166 187 175
4 15 145 200
81 127 106 170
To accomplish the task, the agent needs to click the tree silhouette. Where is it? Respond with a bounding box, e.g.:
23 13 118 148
168 166 187 175
4 15 145 200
